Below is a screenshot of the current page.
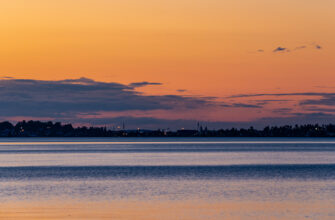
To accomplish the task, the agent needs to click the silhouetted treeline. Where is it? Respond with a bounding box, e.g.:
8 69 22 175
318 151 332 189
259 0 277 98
1 120 335 137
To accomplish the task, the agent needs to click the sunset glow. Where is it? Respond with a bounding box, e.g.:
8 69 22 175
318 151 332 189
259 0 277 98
0 0 334 128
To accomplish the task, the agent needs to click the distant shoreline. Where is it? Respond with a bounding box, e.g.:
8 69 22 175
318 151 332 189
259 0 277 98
1 120 335 137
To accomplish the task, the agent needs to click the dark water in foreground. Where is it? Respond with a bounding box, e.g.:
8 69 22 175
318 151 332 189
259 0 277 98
0 138 334 219
1 164 335 180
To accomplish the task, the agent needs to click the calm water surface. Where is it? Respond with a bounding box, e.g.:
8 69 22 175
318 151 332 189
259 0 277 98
0 138 334 219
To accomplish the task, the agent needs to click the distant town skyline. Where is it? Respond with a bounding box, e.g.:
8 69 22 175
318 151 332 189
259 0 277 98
2 120 335 137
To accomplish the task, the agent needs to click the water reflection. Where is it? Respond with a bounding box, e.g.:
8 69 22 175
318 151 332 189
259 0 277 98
0 138 334 219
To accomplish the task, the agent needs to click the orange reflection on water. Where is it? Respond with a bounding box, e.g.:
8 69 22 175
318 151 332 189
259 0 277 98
1 200 334 220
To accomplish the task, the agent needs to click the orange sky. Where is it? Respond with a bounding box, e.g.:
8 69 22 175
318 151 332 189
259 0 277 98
1 0 334 96
0 0 334 127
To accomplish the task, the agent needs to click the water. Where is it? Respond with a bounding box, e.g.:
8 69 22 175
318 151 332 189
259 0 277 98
0 138 334 219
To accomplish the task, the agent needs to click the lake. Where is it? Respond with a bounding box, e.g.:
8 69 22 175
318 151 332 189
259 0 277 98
0 137 334 219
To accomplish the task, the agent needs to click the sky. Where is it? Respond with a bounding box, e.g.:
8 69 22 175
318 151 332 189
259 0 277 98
0 0 334 129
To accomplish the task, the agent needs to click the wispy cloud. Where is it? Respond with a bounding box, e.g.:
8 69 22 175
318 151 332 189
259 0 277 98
273 47 287 52
128 81 162 88
231 103 262 108
294 45 306 50
0 78 213 118
228 92 331 98
300 94 335 106
255 43 323 54
1 78 334 129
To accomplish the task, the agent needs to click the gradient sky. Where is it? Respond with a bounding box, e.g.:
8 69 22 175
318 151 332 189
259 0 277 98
0 0 334 129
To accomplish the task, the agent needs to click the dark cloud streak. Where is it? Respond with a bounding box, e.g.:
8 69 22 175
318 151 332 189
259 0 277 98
128 81 162 88
229 92 333 98
0 78 211 117
273 47 287 52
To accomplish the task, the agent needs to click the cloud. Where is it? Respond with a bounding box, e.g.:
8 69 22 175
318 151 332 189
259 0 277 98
300 94 335 106
0 78 213 118
231 103 262 108
1 78 334 129
294 46 306 50
229 92 335 110
254 99 291 105
128 81 162 88
0 76 14 79
253 43 323 54
304 107 335 113
273 47 287 52
272 108 292 114
220 102 263 108
229 92 332 98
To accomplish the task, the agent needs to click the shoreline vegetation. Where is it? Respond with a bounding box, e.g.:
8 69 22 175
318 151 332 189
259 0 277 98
1 120 335 137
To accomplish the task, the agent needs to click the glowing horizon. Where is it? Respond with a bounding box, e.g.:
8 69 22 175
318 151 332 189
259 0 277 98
0 0 334 128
